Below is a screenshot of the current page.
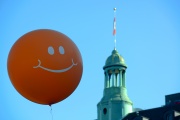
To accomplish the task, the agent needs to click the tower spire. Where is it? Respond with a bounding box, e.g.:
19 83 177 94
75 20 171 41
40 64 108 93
113 8 117 50
96 7 133 120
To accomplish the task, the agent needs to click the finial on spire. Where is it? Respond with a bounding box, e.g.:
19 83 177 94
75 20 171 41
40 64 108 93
113 8 117 50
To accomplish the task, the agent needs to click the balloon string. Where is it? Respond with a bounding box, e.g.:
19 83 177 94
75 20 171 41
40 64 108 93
50 105 54 120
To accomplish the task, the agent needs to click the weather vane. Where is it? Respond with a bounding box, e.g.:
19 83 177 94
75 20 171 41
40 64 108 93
113 8 117 50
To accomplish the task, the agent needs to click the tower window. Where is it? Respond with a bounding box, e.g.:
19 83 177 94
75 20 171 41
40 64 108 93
103 108 107 115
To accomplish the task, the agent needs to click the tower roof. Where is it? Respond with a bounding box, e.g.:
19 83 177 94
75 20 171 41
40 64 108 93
104 49 127 68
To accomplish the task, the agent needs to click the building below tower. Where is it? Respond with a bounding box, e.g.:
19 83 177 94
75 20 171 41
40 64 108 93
122 93 180 120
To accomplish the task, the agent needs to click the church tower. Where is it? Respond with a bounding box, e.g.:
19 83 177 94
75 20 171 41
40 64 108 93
96 8 133 120
97 49 133 120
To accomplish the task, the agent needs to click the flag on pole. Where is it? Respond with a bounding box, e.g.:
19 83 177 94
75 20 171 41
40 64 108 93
113 17 116 35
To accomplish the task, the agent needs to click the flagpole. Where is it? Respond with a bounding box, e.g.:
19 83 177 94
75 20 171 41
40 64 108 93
113 8 117 50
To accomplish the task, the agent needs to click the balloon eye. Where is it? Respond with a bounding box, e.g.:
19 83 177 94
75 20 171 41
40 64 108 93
48 46 54 55
59 46 65 54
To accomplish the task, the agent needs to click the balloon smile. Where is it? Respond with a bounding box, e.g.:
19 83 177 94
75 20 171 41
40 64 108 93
33 59 77 73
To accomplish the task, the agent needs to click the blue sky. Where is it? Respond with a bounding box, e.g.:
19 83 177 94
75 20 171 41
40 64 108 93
1 0 180 120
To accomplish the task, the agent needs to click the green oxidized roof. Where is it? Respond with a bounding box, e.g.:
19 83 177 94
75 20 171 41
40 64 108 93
105 49 126 67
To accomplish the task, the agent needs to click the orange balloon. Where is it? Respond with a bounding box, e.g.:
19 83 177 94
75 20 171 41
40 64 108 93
7 29 83 105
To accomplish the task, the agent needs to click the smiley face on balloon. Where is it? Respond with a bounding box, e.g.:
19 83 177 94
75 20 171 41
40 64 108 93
33 46 77 73
7 29 83 105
